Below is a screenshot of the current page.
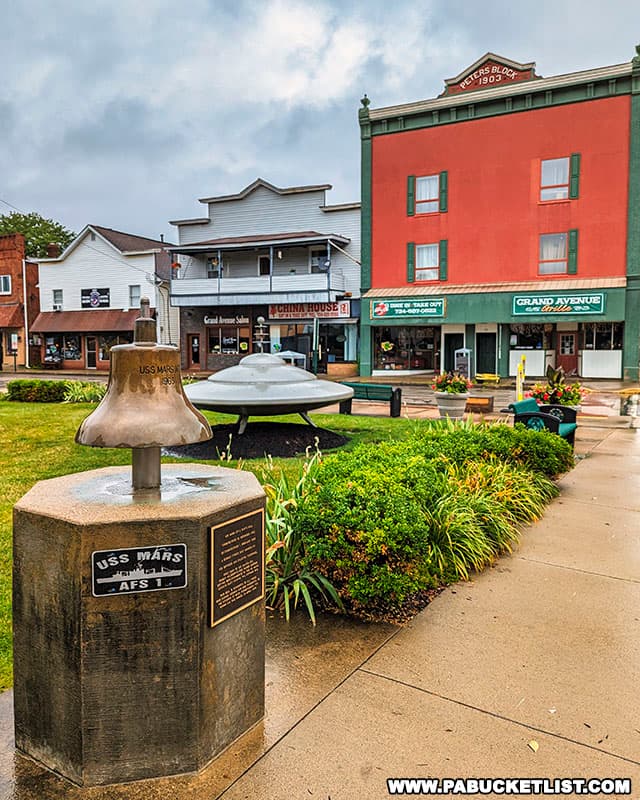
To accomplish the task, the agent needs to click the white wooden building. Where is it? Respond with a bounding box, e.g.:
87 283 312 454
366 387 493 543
32 225 177 370
169 179 361 374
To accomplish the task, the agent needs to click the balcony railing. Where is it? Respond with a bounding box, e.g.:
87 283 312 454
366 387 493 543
170 272 346 304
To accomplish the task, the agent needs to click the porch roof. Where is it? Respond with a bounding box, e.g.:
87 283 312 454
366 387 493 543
168 231 350 254
31 309 142 333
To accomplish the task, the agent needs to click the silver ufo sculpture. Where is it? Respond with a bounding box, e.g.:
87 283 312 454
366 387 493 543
184 353 354 434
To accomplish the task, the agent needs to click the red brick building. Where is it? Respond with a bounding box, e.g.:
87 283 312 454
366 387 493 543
0 234 39 369
359 49 640 379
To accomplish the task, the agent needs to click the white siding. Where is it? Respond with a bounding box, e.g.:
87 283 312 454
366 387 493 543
38 233 159 312
173 185 361 298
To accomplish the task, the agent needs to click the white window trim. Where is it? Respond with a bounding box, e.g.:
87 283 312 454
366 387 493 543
257 254 271 276
309 246 329 274
0 275 11 295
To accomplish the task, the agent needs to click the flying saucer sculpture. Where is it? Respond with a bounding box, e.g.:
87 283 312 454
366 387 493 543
184 353 354 434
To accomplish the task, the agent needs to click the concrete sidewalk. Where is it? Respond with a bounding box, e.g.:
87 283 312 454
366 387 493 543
1 424 639 798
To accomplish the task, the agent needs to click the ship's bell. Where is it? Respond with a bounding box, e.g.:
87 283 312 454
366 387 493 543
76 298 211 488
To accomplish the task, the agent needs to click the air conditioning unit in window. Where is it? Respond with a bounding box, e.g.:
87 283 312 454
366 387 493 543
53 303 63 311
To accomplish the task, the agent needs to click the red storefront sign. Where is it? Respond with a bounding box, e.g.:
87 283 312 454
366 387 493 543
269 301 351 320
443 55 538 96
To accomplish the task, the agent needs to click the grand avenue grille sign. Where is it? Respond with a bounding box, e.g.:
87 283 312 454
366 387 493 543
512 293 605 315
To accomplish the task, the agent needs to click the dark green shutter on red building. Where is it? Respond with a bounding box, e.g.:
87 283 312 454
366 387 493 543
568 229 579 274
439 171 448 212
407 242 415 282
569 153 581 199
439 239 448 280
407 176 415 216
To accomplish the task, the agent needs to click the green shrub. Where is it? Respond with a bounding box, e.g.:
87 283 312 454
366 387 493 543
294 427 562 616
410 420 574 477
62 381 107 403
6 380 67 403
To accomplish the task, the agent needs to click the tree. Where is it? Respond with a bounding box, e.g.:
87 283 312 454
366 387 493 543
0 211 75 258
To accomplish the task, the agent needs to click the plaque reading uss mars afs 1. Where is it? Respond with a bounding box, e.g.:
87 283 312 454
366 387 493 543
210 509 264 627
92 543 187 596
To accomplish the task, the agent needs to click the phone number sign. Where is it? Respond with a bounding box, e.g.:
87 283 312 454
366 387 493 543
371 299 446 319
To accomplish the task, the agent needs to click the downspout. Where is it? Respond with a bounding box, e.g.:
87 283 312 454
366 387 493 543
22 258 30 368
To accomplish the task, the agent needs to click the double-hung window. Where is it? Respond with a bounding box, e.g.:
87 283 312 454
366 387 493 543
540 154 580 201
416 244 439 281
0 275 11 294
407 172 448 215
407 240 448 282
129 284 141 308
539 230 578 275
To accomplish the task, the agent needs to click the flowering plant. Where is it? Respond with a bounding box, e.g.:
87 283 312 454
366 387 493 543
380 341 394 352
432 371 472 394
527 365 588 406
527 381 587 406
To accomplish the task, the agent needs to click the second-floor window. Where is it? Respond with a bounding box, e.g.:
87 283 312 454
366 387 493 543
53 289 63 308
0 275 10 294
407 240 448 282
258 255 271 276
540 154 580 201
129 284 141 308
539 230 578 275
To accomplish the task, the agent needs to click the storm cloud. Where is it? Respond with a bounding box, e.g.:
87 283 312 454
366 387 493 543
0 0 637 240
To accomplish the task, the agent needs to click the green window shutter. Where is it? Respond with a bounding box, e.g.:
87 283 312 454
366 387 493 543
568 229 578 274
569 153 581 199
439 239 448 280
439 170 448 212
407 175 415 216
407 242 415 282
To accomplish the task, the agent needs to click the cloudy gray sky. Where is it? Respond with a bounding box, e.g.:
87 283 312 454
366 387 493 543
1 0 638 242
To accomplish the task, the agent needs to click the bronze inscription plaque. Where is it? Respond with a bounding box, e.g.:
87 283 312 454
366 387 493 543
210 509 264 627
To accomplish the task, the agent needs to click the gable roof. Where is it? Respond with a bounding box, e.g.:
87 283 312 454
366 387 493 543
90 225 171 252
198 178 332 205
37 224 173 262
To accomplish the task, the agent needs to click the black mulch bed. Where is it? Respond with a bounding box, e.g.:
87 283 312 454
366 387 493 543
164 421 350 460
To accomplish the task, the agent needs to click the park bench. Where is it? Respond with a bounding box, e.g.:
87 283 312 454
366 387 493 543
475 373 501 385
504 397 577 446
339 382 402 418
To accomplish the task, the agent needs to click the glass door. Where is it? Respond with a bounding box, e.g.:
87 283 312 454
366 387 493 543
86 336 97 369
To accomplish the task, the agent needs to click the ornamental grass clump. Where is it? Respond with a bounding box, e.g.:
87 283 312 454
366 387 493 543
431 371 472 393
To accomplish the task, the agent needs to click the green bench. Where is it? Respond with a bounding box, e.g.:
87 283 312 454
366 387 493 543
505 397 577 446
339 382 402 418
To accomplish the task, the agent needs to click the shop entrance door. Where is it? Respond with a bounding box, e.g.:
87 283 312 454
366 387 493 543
86 336 97 369
476 333 497 374
188 334 201 370
557 332 578 376
443 334 463 372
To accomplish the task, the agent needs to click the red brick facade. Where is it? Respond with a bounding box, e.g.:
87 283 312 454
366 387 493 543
0 234 39 368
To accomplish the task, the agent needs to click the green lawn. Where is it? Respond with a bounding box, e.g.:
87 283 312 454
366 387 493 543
0 401 417 690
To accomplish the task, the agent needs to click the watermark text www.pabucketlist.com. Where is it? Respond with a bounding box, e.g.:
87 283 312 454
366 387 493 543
386 777 633 795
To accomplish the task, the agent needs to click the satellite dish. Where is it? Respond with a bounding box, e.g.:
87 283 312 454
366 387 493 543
317 259 331 272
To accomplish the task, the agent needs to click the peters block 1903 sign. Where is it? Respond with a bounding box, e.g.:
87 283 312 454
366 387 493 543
512 293 606 316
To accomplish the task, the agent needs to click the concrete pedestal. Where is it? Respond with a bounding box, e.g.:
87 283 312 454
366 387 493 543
12 464 266 787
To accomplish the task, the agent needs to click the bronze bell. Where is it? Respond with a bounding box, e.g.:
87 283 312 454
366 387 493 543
76 297 212 489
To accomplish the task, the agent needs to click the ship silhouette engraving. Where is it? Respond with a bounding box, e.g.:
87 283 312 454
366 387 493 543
96 564 183 584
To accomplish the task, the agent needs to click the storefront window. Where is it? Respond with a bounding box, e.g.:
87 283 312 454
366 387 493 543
208 325 251 354
63 335 82 360
509 324 549 349
373 327 439 371
581 322 623 350
99 334 132 361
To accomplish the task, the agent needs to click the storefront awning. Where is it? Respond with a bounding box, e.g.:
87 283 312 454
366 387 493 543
31 309 141 334
0 305 23 328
